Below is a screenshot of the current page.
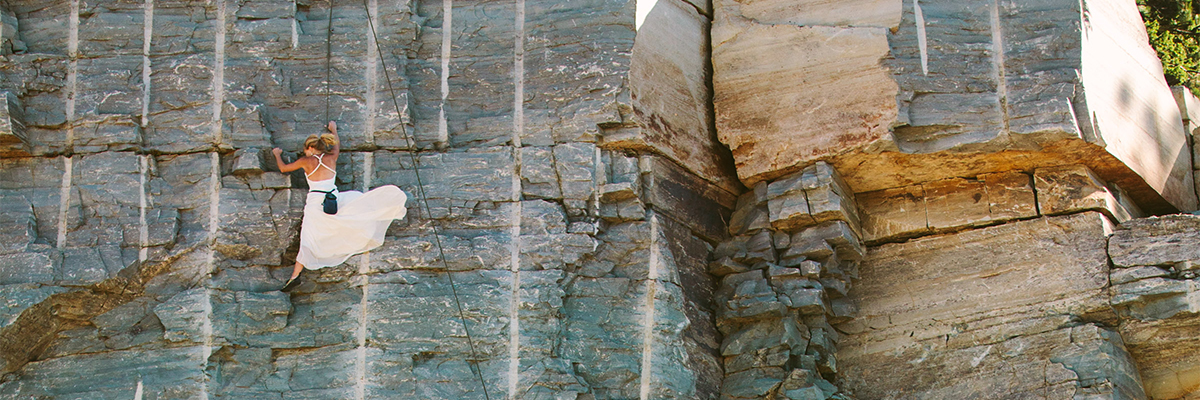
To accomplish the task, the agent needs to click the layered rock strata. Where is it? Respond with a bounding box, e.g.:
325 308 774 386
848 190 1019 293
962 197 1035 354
858 164 1143 244
5 0 1200 399
715 160 1166 399
838 166 1200 399
838 211 1146 399
712 162 861 399
713 0 1196 214
0 0 733 399
1110 215 1200 400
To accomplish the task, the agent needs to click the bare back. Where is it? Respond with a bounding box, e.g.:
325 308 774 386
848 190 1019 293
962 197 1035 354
303 153 338 182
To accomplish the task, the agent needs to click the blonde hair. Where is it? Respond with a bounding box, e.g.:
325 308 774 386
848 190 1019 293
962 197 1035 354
304 133 338 154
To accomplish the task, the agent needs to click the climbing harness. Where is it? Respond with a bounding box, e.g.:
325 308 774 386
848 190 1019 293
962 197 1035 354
357 3 493 399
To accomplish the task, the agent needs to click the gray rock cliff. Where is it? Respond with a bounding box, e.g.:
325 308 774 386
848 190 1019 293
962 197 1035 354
3 0 1200 399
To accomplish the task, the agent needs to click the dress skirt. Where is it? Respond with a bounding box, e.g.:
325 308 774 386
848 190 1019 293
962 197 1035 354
296 185 408 269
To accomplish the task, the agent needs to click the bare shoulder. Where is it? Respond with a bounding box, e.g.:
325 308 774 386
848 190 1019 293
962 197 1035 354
298 155 318 172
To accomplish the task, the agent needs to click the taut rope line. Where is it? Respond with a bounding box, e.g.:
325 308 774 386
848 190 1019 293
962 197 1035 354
357 4 493 399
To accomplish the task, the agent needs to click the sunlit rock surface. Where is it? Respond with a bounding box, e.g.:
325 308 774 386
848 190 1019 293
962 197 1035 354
3 0 1200 399
0 0 729 398
713 0 1195 214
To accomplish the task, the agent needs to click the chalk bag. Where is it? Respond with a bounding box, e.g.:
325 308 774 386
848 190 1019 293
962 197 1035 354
312 190 338 215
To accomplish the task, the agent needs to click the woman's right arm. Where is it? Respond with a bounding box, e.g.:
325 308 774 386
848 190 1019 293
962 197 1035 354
327 121 340 157
273 148 308 173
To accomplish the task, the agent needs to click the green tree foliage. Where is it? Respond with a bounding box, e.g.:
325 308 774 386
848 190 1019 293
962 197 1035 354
1139 0 1200 94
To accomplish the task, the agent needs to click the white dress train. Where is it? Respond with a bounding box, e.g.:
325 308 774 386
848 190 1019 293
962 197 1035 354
297 157 408 269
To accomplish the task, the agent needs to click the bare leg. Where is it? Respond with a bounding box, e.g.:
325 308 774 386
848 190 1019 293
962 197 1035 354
283 262 305 291
290 262 304 280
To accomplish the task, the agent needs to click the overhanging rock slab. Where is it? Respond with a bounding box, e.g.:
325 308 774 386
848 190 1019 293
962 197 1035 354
713 0 1196 213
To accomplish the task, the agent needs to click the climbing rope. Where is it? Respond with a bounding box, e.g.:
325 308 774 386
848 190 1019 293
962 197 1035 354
359 4 493 400
324 1 334 123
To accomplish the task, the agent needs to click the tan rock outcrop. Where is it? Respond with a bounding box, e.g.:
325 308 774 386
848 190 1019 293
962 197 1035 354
0 0 738 398
712 0 1196 214
1035 165 1144 222
855 165 1149 244
716 0 901 28
857 171 1037 243
713 21 897 187
618 0 743 195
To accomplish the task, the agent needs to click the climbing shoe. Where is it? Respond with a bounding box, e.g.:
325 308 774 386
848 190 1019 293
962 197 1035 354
282 276 301 292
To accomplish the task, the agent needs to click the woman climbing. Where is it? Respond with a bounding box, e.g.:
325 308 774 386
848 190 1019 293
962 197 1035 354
272 121 408 291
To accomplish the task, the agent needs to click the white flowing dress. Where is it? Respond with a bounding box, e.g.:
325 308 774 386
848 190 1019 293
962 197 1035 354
297 154 408 269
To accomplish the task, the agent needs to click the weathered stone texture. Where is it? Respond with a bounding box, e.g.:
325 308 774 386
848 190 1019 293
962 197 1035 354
624 0 741 195
0 0 736 398
713 19 897 186
857 165 1148 244
59 153 142 281
713 0 1196 214
643 155 738 242
0 92 27 157
858 171 1038 243
146 54 217 153
1110 215 1200 269
718 0 901 28
520 0 630 145
846 323 1144 400
8 0 1200 398
837 212 1145 398
0 7 21 55
0 347 207 398
844 212 1114 342
764 162 860 235
1035 164 1144 222
0 157 62 249
1178 87 1200 203
215 184 297 264
6 0 67 55
1109 214 1200 399
564 215 721 399
1177 87 1200 135
0 55 65 154
711 162 861 399
1078 0 1194 212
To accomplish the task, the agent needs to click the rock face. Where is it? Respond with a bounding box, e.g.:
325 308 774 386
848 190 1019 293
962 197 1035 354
0 0 731 399
713 0 1196 214
838 210 1200 400
4 0 1200 399
0 92 27 157
1178 87 1200 203
838 212 1137 398
712 163 862 399
1109 215 1200 400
